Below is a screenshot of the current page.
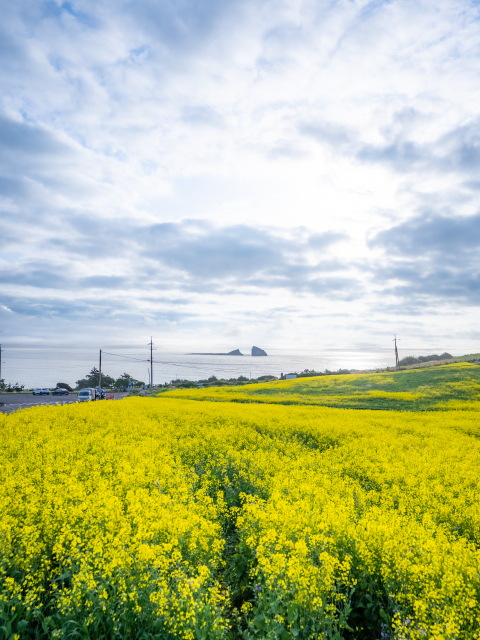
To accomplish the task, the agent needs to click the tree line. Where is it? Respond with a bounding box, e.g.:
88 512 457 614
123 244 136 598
0 380 24 392
55 368 145 391
398 352 453 366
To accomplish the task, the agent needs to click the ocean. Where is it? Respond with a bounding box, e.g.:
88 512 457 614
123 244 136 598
1 345 401 389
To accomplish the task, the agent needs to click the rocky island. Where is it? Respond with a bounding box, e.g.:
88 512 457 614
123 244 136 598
190 349 243 355
252 346 267 356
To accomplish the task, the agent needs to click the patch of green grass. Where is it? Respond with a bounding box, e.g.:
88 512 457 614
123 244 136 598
159 362 480 411
390 352 480 371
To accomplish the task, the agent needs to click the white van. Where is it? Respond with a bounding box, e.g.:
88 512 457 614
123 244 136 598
78 388 96 402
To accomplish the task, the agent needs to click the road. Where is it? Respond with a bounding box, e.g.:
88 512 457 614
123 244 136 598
0 392 129 414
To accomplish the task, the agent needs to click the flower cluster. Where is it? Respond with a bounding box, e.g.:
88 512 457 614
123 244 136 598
1 395 480 638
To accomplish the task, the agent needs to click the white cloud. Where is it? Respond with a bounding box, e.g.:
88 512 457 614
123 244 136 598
1 0 480 350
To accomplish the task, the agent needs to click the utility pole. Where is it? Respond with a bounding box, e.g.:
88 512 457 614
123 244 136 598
393 335 400 367
0 344 2 382
149 337 153 386
99 349 102 388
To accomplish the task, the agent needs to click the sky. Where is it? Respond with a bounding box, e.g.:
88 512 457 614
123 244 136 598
1 0 480 354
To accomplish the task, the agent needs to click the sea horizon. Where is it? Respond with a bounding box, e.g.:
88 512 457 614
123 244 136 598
0 344 473 389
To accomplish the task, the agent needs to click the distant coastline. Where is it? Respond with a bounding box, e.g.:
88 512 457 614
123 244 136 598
189 349 243 356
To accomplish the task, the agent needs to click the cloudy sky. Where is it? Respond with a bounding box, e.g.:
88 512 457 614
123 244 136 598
1 0 480 353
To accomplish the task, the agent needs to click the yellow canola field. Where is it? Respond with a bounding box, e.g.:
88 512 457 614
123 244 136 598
1 398 480 640
160 363 480 412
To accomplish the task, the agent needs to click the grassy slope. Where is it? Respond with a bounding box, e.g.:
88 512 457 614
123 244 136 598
380 351 480 372
158 362 480 411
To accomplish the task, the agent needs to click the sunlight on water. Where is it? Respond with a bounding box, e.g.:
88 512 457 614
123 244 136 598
0 345 430 388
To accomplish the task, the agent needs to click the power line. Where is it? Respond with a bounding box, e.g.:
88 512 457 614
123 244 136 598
101 351 149 363
151 360 245 373
102 352 272 379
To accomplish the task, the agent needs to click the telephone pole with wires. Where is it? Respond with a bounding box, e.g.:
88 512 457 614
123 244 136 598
149 337 154 386
0 344 6 387
393 335 400 368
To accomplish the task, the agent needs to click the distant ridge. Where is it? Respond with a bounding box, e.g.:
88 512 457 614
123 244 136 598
189 349 243 356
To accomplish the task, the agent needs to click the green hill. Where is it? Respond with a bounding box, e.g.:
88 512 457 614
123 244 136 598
159 362 480 411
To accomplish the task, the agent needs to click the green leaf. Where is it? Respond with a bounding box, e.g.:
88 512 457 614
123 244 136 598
254 615 265 630
287 604 298 623
270 599 284 615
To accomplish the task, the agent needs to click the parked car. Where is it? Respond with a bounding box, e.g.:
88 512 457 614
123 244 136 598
33 388 50 395
78 388 96 402
52 388 69 396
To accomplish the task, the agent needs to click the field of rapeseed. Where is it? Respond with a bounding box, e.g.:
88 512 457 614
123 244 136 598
161 363 480 411
1 397 480 639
